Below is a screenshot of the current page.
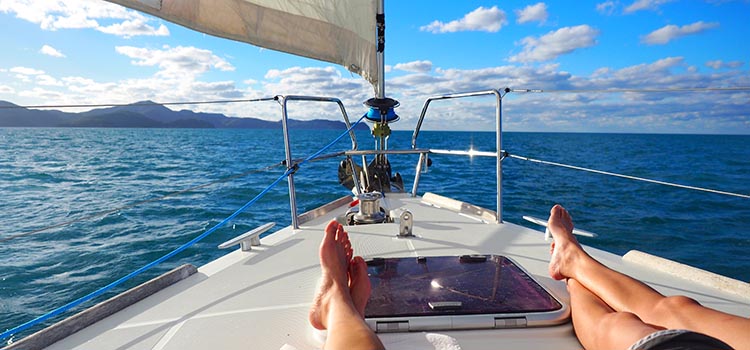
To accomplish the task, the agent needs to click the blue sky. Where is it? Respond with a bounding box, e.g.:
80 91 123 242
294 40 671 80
0 0 748 133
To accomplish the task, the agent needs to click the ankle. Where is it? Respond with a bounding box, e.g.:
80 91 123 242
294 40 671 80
559 244 587 280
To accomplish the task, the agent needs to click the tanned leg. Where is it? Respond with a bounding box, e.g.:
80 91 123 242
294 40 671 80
309 220 384 350
548 204 750 349
566 278 660 349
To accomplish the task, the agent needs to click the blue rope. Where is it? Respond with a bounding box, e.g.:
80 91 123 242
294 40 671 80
302 114 366 164
0 168 293 342
1 116 367 342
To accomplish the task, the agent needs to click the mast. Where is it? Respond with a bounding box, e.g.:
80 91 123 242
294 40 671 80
361 0 402 193
376 0 385 98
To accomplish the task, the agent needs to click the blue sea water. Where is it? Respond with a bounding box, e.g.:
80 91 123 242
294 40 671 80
1 127 748 338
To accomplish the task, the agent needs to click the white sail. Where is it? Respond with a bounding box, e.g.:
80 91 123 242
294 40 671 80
105 0 379 91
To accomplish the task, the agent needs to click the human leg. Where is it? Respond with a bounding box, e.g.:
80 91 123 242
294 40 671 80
309 220 384 350
547 205 665 318
566 278 660 350
548 205 750 349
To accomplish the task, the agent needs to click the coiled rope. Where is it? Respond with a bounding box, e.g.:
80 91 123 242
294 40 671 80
0 114 366 342
508 153 749 199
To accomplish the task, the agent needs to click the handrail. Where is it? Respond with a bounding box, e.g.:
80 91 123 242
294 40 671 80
411 89 504 149
275 95 361 229
410 89 508 223
276 95 358 150
345 149 430 156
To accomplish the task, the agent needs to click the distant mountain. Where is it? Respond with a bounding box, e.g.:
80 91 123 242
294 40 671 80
0 101 73 127
0 100 369 130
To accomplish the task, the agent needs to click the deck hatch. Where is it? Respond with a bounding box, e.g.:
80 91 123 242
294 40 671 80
364 255 568 332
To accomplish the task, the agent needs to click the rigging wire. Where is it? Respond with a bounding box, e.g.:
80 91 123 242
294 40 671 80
2 86 748 111
507 153 750 199
0 97 277 110
0 162 285 244
509 86 750 94
0 114 366 342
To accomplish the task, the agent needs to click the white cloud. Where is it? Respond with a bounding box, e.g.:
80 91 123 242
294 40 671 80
37 74 63 86
420 6 507 33
382 55 750 133
393 61 432 73
276 67 368 102
624 0 675 13
97 19 169 38
0 0 168 38
40 45 65 58
115 45 234 78
596 1 619 15
192 80 242 98
706 60 744 70
10 66 45 75
0 85 15 94
643 21 719 45
18 87 68 101
2 48 748 133
510 25 599 63
263 66 370 100
516 3 548 24
595 57 685 83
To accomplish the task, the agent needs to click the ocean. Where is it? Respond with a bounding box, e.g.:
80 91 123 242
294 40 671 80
1 127 748 339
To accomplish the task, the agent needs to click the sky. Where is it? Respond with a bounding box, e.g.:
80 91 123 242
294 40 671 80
0 0 748 134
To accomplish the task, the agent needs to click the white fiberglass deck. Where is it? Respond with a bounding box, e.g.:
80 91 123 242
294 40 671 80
40 193 750 350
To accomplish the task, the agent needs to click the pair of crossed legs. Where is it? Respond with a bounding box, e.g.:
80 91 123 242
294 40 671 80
309 206 747 349
547 204 745 349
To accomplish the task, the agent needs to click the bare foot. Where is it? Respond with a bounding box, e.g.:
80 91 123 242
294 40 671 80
309 220 355 330
547 205 585 281
349 256 371 317
337 223 353 262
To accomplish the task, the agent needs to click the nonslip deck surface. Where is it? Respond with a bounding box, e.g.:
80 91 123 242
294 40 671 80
40 193 750 350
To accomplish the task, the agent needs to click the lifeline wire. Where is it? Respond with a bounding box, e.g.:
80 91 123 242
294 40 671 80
509 87 750 94
1 116 366 342
508 154 750 199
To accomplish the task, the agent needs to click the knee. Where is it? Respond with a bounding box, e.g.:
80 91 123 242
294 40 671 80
654 295 701 320
588 312 648 348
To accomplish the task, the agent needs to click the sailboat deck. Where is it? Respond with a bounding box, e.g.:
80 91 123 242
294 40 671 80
42 193 750 350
